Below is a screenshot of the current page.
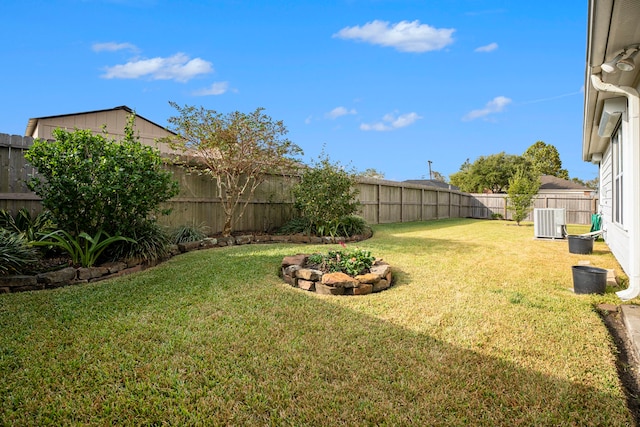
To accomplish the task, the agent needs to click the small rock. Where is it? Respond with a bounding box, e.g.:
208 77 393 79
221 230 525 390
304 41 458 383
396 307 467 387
298 268 323 281
282 274 297 287
178 241 201 252
283 265 302 277
348 284 373 295
370 264 391 278
355 273 380 284
321 272 357 289
373 279 390 292
37 267 77 285
282 254 307 268
298 279 316 291
236 235 253 245
315 282 345 295
201 238 218 248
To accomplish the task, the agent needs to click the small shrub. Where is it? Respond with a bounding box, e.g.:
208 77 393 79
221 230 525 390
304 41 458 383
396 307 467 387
0 229 40 275
170 224 209 244
277 217 312 235
33 229 135 268
507 169 540 226
293 152 360 237
106 221 172 263
490 213 504 220
335 215 370 237
0 208 55 242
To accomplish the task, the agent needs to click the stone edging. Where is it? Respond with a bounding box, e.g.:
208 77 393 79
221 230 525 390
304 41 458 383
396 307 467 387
280 254 393 296
0 230 374 294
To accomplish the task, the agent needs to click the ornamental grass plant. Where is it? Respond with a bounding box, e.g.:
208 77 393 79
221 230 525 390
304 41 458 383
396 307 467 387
0 219 635 425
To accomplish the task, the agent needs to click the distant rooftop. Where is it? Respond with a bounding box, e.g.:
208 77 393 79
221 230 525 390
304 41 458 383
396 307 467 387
539 175 591 191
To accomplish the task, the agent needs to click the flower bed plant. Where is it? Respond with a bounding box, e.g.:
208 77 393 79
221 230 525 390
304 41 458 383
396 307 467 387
306 247 376 276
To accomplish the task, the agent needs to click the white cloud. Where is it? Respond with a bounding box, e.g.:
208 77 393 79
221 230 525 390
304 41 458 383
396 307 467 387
326 106 357 119
333 20 455 53
92 42 139 53
101 53 213 82
462 96 511 121
360 111 422 131
192 81 229 96
474 42 498 53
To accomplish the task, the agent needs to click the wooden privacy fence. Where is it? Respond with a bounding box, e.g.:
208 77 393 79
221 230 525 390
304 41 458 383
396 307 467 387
0 132 597 232
156 173 474 232
469 193 598 225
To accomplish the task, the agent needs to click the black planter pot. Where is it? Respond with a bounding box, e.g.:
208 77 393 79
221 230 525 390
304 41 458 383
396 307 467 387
572 265 607 294
568 235 594 254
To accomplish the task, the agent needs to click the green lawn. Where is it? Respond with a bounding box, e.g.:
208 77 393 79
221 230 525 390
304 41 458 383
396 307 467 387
0 218 635 425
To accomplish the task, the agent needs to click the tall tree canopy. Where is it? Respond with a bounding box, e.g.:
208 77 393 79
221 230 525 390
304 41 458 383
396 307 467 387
449 152 530 193
523 141 569 179
166 102 303 237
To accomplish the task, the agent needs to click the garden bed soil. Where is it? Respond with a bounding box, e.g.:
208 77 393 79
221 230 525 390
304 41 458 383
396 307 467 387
597 304 640 423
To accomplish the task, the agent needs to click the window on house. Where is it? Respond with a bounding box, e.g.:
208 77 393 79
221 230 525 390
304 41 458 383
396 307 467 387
612 126 623 225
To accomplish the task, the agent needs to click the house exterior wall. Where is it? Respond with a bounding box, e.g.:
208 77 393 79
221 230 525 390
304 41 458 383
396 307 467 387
596 91 639 277
31 110 176 154
600 141 631 272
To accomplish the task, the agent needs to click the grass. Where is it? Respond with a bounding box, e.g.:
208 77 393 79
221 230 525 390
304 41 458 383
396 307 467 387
0 218 635 425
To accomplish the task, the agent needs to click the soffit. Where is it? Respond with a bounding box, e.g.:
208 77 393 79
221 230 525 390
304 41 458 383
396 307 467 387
584 0 640 160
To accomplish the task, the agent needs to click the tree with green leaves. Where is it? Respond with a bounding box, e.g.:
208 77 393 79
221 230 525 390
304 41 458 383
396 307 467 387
25 114 179 237
293 152 360 237
523 141 569 179
358 168 385 179
165 102 303 237
507 169 540 225
449 152 530 193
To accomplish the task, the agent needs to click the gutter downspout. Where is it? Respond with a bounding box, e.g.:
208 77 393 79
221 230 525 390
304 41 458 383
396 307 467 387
590 74 640 300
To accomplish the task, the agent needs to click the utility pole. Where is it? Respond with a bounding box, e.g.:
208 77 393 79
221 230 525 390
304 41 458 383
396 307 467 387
427 160 433 180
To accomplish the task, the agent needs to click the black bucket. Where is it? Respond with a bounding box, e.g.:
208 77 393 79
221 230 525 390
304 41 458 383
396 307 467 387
572 265 607 294
568 235 594 254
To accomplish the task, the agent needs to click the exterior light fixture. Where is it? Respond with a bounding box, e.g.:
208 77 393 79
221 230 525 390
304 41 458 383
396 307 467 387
600 45 640 73
617 48 640 71
601 52 625 73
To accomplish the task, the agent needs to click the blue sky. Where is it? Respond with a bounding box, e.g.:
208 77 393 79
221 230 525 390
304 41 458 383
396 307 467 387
0 0 593 182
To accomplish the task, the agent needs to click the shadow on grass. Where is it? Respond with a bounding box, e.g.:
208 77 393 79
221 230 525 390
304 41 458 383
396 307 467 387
0 245 632 425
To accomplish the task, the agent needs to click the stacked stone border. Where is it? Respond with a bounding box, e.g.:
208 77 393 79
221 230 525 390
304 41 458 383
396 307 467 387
0 230 373 294
280 254 393 296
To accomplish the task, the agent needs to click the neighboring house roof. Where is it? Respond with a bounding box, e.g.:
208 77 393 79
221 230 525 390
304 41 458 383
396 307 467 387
24 105 178 154
403 179 460 191
24 105 174 137
538 175 592 191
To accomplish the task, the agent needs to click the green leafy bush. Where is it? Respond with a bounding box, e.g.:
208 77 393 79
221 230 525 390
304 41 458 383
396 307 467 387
276 217 311 235
0 229 40 275
335 215 369 237
278 215 369 238
0 208 55 242
106 221 172 263
33 229 135 268
170 223 209 244
24 114 179 238
307 247 376 276
292 153 360 237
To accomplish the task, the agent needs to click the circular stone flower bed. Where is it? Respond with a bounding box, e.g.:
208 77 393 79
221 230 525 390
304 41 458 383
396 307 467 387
280 253 393 296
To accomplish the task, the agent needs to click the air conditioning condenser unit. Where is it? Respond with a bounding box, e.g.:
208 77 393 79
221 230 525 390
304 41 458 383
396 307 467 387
534 208 566 239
